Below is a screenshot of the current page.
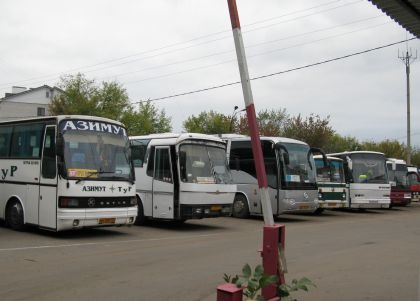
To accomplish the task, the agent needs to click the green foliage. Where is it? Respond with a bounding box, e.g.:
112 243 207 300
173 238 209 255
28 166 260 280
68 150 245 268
283 114 334 149
324 134 361 153
49 73 171 135
278 277 316 301
224 264 278 301
183 110 231 134
122 101 171 136
238 108 289 136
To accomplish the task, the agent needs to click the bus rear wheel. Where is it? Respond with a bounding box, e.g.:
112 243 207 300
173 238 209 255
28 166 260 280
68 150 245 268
6 200 25 231
232 194 249 219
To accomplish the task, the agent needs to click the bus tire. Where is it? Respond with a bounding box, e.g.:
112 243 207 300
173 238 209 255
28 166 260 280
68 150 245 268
232 194 249 219
135 198 147 225
6 200 25 231
314 208 324 215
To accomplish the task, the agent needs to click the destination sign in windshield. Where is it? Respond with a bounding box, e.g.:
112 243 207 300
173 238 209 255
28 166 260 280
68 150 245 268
59 119 127 137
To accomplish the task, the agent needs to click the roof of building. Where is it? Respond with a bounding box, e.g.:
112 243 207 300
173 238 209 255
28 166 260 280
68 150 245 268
368 0 420 38
0 85 63 101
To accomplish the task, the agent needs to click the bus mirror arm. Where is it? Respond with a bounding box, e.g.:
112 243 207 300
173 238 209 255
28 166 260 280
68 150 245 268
310 147 327 167
275 143 290 165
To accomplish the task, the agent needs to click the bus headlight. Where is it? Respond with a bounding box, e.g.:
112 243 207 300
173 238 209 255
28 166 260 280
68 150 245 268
318 192 323 200
130 197 137 206
60 198 79 208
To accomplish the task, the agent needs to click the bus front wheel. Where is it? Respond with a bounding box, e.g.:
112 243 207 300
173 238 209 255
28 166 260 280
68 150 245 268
232 194 249 219
6 200 25 231
135 198 147 225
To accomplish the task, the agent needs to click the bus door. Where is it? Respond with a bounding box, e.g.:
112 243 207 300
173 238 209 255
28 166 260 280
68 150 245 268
39 125 58 229
152 146 174 219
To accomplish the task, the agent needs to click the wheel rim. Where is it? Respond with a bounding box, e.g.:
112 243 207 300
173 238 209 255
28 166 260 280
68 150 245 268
10 203 22 226
233 199 245 214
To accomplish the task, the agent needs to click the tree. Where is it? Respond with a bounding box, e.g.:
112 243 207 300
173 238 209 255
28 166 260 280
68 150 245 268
282 114 334 149
237 108 288 136
122 101 172 135
324 134 361 153
49 73 171 135
183 110 231 134
359 139 407 159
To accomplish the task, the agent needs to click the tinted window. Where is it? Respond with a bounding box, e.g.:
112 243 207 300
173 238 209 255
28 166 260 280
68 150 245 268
42 127 57 178
0 126 12 158
11 124 44 158
154 148 172 183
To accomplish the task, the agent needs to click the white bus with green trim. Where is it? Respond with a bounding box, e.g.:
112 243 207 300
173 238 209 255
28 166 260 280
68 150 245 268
0 116 137 231
130 133 236 223
314 155 348 213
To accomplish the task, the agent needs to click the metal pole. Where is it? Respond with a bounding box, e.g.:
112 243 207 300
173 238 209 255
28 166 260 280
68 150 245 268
406 56 411 164
226 0 274 225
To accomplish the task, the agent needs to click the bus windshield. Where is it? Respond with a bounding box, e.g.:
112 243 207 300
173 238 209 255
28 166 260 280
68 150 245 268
351 153 387 184
279 143 316 189
387 163 408 187
63 131 133 181
179 144 232 184
315 159 345 183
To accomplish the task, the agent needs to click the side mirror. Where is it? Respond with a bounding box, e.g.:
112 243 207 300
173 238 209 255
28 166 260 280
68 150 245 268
56 136 64 158
310 147 327 167
275 143 289 165
235 157 240 171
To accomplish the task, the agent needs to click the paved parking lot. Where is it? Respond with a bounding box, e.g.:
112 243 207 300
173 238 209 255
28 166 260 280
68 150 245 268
1 204 420 301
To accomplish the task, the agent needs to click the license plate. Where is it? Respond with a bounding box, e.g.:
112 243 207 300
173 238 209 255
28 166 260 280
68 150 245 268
211 205 222 211
370 200 378 203
328 202 337 207
98 218 116 224
299 205 310 210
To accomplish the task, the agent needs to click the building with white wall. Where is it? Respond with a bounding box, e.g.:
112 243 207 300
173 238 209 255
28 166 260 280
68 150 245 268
0 85 62 122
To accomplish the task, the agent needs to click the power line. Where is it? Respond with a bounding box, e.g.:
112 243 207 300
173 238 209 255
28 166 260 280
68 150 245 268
136 38 415 104
121 21 392 86
97 15 385 82
0 0 363 90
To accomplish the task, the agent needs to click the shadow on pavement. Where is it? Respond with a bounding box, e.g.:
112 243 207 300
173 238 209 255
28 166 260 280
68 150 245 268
137 219 228 232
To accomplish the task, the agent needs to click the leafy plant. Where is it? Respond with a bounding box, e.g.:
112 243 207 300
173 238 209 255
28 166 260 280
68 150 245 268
224 264 278 301
278 277 316 301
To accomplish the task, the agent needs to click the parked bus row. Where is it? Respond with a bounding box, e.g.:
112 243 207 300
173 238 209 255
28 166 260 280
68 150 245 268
0 115 419 232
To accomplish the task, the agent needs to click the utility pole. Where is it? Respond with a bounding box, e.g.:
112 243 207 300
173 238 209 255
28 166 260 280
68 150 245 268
226 0 274 225
398 47 417 164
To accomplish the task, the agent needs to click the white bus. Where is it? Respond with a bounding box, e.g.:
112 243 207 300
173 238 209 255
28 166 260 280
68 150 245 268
222 135 324 218
327 151 390 209
130 133 236 223
0 115 137 231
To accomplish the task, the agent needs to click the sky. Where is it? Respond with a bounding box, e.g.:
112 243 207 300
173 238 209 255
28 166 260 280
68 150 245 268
0 0 419 147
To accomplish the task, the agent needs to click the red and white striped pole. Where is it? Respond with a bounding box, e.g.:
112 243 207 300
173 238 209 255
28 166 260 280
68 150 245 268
226 0 274 225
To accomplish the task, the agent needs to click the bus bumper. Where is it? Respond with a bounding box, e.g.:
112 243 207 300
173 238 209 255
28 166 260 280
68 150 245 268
350 200 390 209
57 207 137 231
180 204 232 219
318 201 348 209
281 201 318 214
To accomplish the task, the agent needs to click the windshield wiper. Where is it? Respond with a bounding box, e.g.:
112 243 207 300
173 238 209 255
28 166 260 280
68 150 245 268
75 171 115 184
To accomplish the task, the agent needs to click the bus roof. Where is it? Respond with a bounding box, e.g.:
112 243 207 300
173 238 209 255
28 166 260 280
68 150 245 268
130 133 225 145
313 155 343 162
327 151 385 157
0 115 125 127
218 134 308 146
386 158 407 165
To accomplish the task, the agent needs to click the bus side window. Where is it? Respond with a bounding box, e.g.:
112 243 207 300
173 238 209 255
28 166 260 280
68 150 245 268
10 124 43 158
42 127 56 179
0 126 12 158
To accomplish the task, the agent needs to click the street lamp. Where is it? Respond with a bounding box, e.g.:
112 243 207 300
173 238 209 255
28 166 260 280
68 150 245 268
230 105 245 132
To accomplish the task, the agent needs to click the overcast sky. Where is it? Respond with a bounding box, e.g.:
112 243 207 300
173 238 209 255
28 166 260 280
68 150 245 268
0 0 419 147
